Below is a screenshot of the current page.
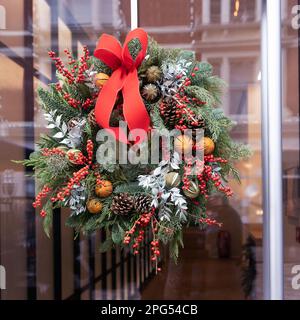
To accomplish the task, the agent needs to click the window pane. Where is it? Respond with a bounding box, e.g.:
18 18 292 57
211 0 221 23
139 0 263 300
0 0 132 300
282 0 300 300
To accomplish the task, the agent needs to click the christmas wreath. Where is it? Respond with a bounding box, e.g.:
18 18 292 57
20 29 250 270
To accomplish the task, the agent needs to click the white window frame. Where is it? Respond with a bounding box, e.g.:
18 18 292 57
261 0 283 300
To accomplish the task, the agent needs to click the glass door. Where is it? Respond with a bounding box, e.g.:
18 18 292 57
138 0 263 300
3 0 298 300
282 0 300 300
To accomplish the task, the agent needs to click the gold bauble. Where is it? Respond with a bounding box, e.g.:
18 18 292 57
87 199 103 214
165 172 181 188
195 137 215 155
95 180 113 198
183 181 199 199
174 135 193 154
94 72 110 88
203 137 215 155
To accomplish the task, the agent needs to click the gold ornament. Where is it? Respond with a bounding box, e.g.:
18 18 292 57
203 137 215 155
195 137 215 155
183 181 199 199
174 135 193 154
94 72 110 88
165 172 181 188
87 199 103 214
146 65 162 83
142 84 159 101
66 149 82 164
95 180 113 198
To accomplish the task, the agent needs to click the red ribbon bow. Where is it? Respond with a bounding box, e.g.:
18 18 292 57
94 28 150 144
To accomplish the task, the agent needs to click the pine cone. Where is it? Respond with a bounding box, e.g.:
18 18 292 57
146 66 162 83
134 194 152 214
87 109 97 128
111 193 134 215
160 99 177 129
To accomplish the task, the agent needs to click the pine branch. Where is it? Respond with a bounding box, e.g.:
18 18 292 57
114 183 145 194
38 86 79 121
185 86 217 107
88 56 112 75
128 38 142 60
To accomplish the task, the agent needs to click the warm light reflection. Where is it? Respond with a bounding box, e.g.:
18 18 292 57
234 0 240 17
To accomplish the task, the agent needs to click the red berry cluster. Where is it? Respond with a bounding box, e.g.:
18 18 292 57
75 46 89 83
40 210 47 218
199 217 222 228
182 161 192 190
33 185 52 208
150 217 161 272
63 93 80 108
67 139 93 166
51 165 90 202
55 83 62 92
94 172 102 185
48 51 75 84
204 154 228 164
63 49 76 65
67 151 87 165
42 147 65 157
82 98 93 110
182 158 205 190
196 155 233 197
150 239 160 262
86 139 94 165
49 47 93 110
51 140 95 202
123 209 162 273
123 211 153 253
160 70 205 130
173 73 206 130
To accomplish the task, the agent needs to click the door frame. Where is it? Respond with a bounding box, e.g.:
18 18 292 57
261 0 283 300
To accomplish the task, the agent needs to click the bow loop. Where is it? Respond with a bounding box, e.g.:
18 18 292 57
122 28 148 69
94 34 122 70
94 28 150 144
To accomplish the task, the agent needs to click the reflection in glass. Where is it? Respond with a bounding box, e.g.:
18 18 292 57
139 0 262 300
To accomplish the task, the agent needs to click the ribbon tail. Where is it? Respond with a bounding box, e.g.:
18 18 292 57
123 69 150 144
94 68 129 144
